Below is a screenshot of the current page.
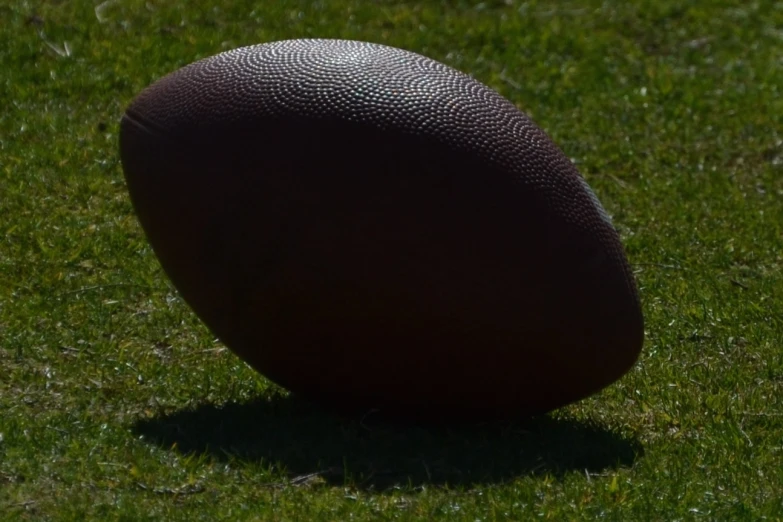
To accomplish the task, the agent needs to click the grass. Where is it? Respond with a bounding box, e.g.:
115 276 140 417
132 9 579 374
1 0 782 519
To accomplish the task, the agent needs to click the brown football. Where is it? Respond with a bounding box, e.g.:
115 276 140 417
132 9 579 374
119 39 643 421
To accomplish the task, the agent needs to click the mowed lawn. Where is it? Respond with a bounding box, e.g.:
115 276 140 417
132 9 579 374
1 0 782 520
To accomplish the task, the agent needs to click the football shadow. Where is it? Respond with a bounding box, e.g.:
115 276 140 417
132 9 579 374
132 394 643 490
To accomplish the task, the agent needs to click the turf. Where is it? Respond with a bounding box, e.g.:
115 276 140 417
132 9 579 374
1 0 782 519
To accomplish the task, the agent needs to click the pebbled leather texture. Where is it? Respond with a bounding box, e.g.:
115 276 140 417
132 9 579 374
130 41 610 227
121 39 643 420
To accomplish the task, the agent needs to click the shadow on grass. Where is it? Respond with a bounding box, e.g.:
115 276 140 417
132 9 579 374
132 395 643 490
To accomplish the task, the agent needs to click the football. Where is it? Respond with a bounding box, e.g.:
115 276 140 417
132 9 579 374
119 39 643 421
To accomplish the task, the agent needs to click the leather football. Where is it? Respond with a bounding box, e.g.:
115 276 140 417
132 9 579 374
120 39 643 421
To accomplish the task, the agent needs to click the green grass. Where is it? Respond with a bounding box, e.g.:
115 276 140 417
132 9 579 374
2 0 782 519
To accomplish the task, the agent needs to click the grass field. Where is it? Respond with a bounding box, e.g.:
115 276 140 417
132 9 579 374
2 0 782 519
